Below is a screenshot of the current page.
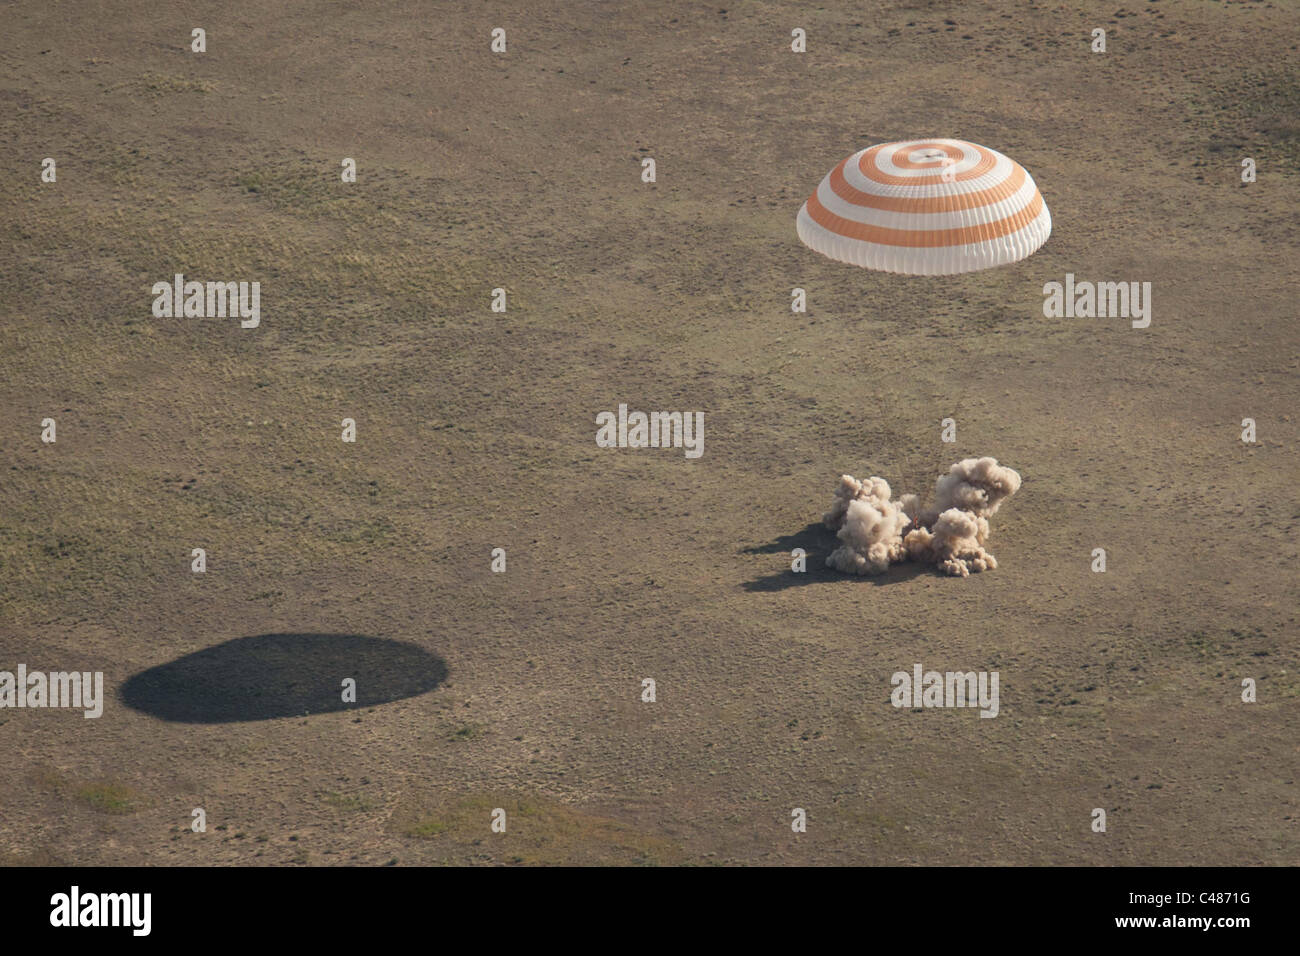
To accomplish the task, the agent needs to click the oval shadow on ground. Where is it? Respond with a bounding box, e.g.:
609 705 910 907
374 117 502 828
120 633 447 724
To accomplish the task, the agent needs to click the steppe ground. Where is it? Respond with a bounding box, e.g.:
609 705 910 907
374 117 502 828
1 0 1297 865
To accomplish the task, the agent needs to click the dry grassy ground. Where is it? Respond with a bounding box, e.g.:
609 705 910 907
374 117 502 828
1 0 1297 865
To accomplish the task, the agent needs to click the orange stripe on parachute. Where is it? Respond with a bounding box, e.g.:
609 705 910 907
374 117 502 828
804 190 1044 248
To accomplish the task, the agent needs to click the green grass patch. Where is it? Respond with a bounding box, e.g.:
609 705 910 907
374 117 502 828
397 793 687 866
73 781 142 815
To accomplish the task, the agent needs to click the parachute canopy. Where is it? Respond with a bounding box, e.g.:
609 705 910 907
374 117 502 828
796 139 1051 276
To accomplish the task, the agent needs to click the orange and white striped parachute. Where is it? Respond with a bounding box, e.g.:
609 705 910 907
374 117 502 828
796 139 1051 276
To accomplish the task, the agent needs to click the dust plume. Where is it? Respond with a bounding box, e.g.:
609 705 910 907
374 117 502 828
822 475 912 574
822 457 1021 578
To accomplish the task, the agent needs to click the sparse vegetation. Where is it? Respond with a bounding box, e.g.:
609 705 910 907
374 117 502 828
399 794 687 866
74 782 142 815
320 791 376 812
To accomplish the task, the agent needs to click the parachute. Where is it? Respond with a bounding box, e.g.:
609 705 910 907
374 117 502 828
796 139 1051 276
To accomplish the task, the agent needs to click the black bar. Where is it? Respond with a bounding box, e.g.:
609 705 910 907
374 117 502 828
4 866 1285 942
